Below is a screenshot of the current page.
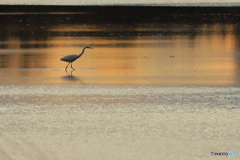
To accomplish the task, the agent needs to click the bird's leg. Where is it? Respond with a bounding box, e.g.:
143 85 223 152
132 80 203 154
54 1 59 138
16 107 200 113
70 70 74 76
70 63 75 70
65 62 70 70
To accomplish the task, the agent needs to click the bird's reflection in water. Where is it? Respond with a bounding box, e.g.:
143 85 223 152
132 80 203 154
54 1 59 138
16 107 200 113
61 70 84 84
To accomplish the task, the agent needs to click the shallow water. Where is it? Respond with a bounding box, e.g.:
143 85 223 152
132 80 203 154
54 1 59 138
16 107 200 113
0 9 240 85
0 7 240 160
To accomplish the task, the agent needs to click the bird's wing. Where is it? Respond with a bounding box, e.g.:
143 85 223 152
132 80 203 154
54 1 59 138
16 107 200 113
60 54 78 61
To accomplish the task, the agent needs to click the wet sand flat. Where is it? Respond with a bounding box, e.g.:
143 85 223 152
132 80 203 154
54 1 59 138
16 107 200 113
0 84 240 159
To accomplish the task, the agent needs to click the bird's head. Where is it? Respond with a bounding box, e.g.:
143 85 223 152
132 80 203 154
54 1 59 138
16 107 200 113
85 46 93 49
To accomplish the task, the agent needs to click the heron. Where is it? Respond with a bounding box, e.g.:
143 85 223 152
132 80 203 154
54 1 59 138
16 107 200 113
60 46 93 70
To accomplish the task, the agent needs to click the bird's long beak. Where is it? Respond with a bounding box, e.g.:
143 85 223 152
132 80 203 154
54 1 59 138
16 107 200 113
90 47 93 49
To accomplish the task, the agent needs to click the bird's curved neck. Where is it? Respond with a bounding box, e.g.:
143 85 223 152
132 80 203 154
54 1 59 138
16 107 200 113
78 48 86 58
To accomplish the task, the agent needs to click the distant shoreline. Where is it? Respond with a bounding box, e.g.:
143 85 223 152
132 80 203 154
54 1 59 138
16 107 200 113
0 5 240 15
1 5 240 24
0 2 240 7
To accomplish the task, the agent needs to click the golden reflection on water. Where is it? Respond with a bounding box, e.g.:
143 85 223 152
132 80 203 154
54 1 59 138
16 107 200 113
0 24 239 85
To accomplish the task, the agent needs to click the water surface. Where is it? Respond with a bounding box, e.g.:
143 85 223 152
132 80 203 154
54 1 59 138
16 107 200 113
0 9 240 85
0 7 240 160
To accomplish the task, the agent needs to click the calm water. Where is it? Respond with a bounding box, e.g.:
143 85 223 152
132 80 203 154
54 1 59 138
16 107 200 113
0 7 240 160
0 9 240 85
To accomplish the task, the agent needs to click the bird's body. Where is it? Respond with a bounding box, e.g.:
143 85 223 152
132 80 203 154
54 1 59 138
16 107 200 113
60 46 92 70
60 54 79 62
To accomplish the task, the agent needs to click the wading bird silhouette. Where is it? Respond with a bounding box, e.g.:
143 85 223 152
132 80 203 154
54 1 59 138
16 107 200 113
60 46 93 70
